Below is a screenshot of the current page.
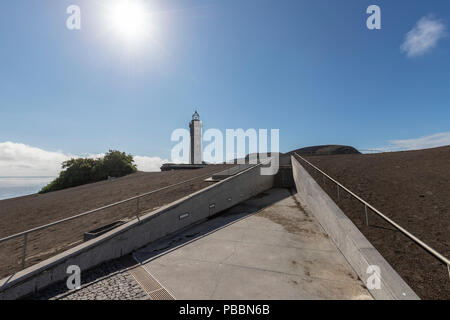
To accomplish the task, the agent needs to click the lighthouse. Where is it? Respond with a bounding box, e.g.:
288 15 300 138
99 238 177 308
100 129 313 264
189 111 202 164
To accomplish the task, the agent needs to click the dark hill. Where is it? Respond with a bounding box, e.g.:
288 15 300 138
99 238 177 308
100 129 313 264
286 145 360 156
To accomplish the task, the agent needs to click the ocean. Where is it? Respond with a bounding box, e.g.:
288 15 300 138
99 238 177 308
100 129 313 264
0 177 55 201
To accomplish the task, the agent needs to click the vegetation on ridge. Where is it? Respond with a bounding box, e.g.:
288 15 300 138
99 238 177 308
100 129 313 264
39 150 137 194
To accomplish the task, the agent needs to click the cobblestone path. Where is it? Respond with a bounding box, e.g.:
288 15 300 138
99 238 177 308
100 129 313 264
29 259 149 300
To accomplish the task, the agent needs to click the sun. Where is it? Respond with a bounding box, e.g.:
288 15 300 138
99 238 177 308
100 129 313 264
105 0 152 45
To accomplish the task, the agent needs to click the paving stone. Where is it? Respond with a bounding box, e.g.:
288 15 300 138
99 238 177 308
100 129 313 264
28 259 149 300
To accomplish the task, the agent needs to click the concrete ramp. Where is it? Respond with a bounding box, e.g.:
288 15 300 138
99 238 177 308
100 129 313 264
6 157 410 300
132 188 372 300
27 188 374 300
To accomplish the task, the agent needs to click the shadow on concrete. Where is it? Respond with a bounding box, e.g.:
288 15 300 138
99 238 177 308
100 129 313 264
134 188 293 263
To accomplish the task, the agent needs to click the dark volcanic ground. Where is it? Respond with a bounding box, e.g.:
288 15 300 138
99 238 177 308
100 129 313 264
301 146 450 300
0 165 233 279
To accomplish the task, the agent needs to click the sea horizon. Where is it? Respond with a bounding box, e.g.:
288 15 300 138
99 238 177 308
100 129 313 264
0 176 56 201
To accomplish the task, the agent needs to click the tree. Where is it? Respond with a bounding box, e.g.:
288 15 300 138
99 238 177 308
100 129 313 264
39 150 137 194
100 150 137 179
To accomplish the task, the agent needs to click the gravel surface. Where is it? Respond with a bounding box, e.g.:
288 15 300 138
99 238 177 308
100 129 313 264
300 146 450 300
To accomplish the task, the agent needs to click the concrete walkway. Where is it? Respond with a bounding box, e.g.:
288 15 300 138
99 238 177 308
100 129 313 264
133 188 373 300
30 188 372 300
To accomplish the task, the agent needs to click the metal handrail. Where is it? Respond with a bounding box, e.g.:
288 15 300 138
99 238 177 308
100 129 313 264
0 171 220 244
293 153 450 277
0 169 224 269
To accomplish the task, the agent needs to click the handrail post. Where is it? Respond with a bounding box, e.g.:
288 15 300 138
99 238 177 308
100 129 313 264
21 233 28 270
337 184 340 201
293 152 450 277
136 197 141 222
364 204 369 226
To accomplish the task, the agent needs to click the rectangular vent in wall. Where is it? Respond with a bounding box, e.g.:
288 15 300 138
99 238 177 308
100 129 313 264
179 213 190 220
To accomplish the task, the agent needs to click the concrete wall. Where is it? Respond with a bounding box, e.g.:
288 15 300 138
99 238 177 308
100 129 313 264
211 164 253 180
291 156 419 300
0 164 274 300
274 166 294 188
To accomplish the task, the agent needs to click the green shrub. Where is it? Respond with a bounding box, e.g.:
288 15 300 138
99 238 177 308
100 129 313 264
39 150 137 194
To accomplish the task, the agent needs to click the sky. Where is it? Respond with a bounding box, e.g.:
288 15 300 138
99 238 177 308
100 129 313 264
1 0 449 176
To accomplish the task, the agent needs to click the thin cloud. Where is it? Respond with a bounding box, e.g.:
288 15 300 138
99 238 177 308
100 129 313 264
0 142 168 176
0 142 72 176
401 15 446 58
373 132 450 152
134 155 169 172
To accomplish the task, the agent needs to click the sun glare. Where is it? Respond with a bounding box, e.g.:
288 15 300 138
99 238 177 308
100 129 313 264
105 0 152 45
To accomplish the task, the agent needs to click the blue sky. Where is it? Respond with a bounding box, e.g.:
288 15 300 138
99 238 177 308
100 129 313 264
1 0 449 174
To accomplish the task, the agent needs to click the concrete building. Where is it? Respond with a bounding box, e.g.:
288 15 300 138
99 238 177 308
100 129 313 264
189 111 202 164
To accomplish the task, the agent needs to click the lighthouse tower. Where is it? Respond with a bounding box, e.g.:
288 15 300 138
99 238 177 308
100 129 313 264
189 111 202 164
